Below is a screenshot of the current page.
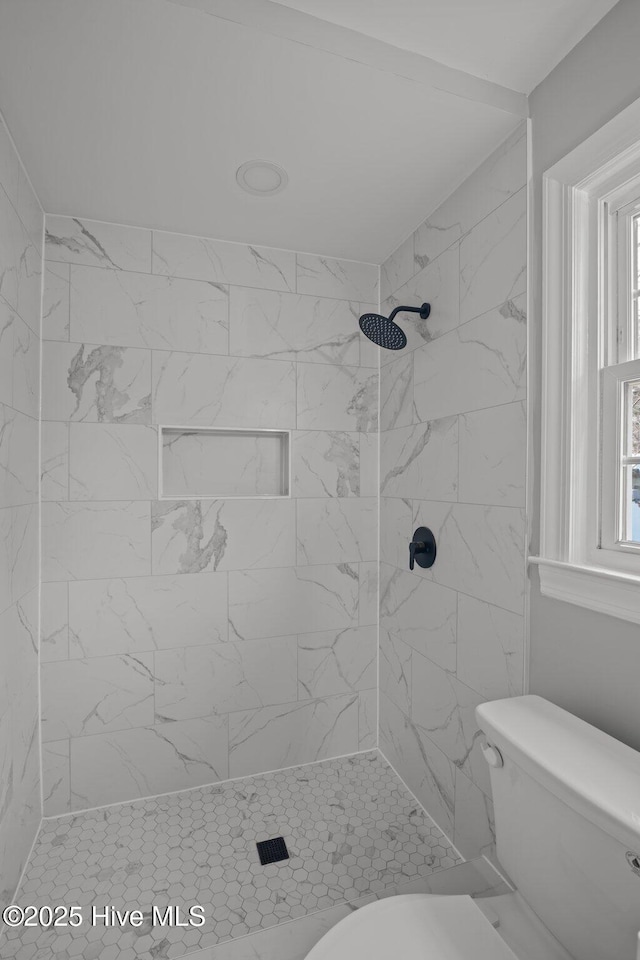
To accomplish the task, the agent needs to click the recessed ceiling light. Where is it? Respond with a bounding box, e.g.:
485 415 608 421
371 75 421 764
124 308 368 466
236 160 289 196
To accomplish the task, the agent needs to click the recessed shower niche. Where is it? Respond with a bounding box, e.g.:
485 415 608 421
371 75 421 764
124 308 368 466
159 426 291 499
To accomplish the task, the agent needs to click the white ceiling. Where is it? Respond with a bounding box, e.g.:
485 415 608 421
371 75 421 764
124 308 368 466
0 0 615 263
271 0 620 94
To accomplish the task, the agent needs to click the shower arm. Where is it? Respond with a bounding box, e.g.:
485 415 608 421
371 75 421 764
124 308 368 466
388 302 431 323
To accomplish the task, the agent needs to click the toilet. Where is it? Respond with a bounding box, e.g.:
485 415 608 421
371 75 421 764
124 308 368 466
306 695 640 960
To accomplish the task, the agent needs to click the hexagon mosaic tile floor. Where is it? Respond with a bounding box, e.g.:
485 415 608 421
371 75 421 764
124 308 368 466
0 751 461 960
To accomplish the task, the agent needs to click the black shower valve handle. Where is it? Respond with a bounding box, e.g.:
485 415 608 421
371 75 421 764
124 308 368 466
409 527 437 570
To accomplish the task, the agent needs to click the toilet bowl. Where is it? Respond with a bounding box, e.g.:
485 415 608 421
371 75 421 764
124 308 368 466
306 695 640 960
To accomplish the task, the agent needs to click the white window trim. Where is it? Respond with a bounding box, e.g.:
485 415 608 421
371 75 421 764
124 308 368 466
531 95 640 625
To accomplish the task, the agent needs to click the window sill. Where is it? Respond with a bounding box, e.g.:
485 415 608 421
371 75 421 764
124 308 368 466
530 557 640 625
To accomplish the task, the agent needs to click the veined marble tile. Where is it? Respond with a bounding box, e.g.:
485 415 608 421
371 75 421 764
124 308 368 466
42 653 155 741
381 233 415 302
380 352 413 431
229 564 359 641
359 433 378 498
380 629 412 715
162 428 286 499
152 498 295 574
42 340 151 423
155 637 297 720
230 287 362 364
358 561 378 627
45 215 152 271
152 350 295 428
16 162 43 252
70 716 229 808
459 401 526 507
16 238 41 338
379 693 455 839
454 768 495 862
0 299 14 409
0 120 20 214
297 363 377 433
359 303 382 368
380 497 412 569
298 625 376 698
296 253 378 302
12 313 39 420
412 500 526 614
0 185 24 313
380 417 457 500
380 564 456 671
42 263 70 340
9 503 38 603
41 501 151 582
411 653 488 796
381 244 459 359
0 591 38 718
413 294 526 422
228 694 359 777
296 498 377 565
40 581 69 662
414 122 527 270
69 573 227 657
292 430 360 497
359 688 377 749
152 230 295 291
460 188 526 325
69 422 157 500
0 508 17 611
457 594 524 700
42 740 71 817
41 422 69 501
69 265 229 353
0 404 38 507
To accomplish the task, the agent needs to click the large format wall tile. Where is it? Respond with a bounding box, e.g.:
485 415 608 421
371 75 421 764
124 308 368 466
41 422 69 501
380 497 412 570
42 501 151 581
380 234 414 303
152 230 295 291
0 405 38 507
459 402 526 507
380 629 412 715
42 654 155 741
229 564 359 640
45 216 152 271
459 188 526 324
383 245 459 355
297 363 377 432
42 741 71 817
296 254 378 302
70 716 229 808
230 287 361 364
69 422 157 500
151 499 295 574
70 265 229 353
412 500 526 614
380 565 456 671
12 314 40 420
380 352 413 431
42 263 70 340
296 498 377 565
40 582 69 662
42 341 151 423
68 573 228 657
228 695 359 778
413 294 526 422
380 418 457 500
152 351 295 428
155 637 298 720
292 430 360 498
456 595 524 700
297 626 376 698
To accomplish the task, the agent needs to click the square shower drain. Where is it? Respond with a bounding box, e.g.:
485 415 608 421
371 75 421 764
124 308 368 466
256 836 290 865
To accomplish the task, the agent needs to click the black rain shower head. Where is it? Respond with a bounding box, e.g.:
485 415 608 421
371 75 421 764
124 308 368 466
359 303 431 351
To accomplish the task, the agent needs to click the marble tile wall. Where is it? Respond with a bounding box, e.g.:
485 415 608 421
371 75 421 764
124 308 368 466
378 122 528 860
0 116 43 902
40 215 379 813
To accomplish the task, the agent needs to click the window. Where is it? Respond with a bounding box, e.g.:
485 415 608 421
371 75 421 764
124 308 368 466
533 95 640 624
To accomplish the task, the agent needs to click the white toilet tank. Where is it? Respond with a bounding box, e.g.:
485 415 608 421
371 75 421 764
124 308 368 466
476 695 640 960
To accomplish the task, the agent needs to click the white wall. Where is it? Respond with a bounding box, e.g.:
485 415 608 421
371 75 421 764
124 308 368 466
0 116 43 901
528 0 640 751
39 216 379 812
378 123 528 859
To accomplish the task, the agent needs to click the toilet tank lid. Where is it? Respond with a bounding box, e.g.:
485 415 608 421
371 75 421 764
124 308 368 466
476 695 640 849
